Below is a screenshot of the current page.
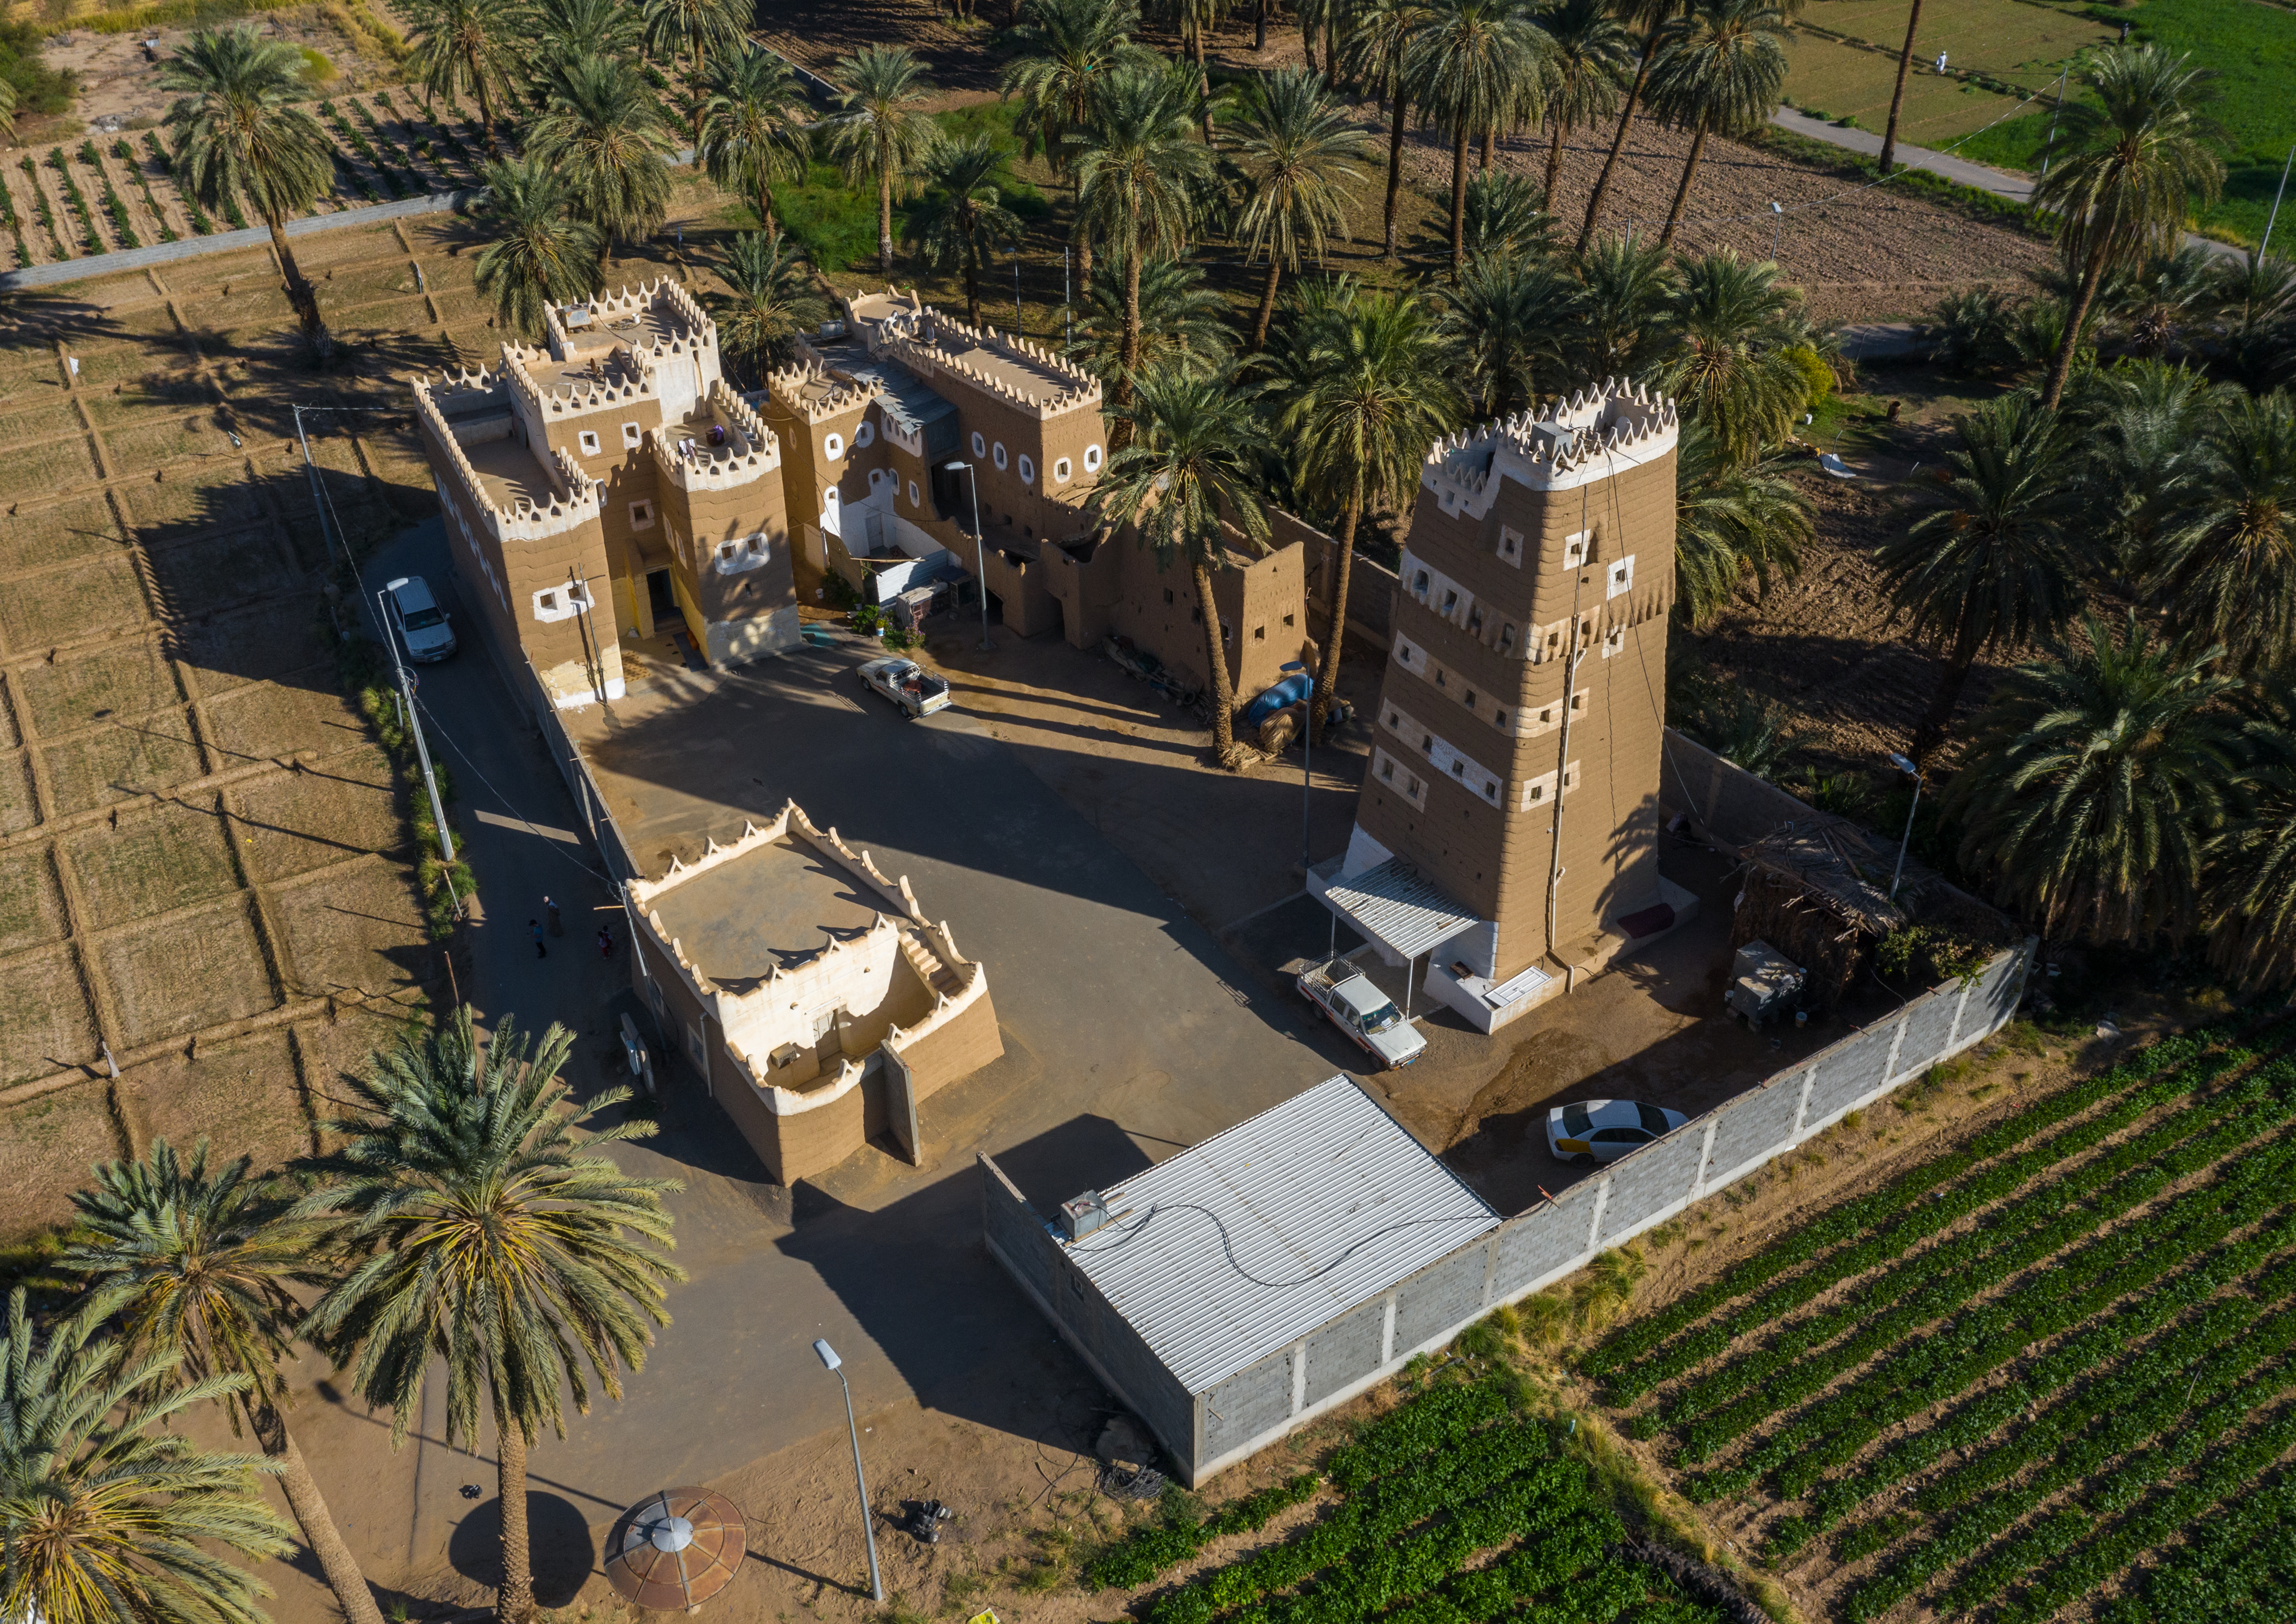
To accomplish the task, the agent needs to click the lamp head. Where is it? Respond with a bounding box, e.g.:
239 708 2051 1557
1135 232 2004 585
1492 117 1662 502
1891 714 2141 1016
943 460 969 473
812 1338 842 1372
1887 752 1920 779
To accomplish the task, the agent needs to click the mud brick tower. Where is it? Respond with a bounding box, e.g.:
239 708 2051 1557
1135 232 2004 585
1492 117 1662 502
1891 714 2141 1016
1313 381 1694 1032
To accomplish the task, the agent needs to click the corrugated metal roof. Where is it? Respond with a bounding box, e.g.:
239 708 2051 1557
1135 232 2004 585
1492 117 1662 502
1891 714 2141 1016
1063 1077 1499 1394
1324 857 1483 959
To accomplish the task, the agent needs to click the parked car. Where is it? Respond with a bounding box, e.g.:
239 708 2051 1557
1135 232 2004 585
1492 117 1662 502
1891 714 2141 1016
1296 957 1426 1069
1545 1099 1689 1164
859 656 952 718
384 575 456 662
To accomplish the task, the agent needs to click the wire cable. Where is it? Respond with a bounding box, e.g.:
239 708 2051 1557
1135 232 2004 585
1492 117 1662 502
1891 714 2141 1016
1066 1201 1493 1289
412 693 617 886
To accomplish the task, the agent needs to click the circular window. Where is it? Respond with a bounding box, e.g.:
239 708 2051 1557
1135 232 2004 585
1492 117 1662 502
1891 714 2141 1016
853 420 876 449
1053 457 1072 486
992 442 1008 471
908 479 920 506
1083 443 1103 472
971 431 987 458
1018 454 1035 486
824 432 845 459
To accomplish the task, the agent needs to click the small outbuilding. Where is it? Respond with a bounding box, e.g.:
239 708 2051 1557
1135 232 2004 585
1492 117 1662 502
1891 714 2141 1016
982 1076 1500 1484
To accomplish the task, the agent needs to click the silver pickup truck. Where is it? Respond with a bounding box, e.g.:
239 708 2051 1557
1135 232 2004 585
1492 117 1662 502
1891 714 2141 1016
1297 957 1427 1069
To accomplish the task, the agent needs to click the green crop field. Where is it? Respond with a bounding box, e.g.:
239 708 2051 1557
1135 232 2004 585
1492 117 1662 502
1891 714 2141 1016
1087 1378 1740 1624
1583 1016 2296 1620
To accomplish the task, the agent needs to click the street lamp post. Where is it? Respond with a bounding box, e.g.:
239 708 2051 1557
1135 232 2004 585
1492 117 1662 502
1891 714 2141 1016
1886 751 1923 902
812 1339 883 1604
1282 660 1312 880
1769 200 1784 261
943 460 993 651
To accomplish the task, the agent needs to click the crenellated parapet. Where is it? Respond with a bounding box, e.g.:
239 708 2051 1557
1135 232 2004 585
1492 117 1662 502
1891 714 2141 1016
877 303 1102 419
503 340 659 420
765 351 883 426
647 381 784 493
1419 378 1680 518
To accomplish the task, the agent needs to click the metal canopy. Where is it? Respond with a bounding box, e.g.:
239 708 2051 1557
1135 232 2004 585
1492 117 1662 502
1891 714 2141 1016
1323 857 1482 960
605 1487 746 1612
1063 1076 1499 1394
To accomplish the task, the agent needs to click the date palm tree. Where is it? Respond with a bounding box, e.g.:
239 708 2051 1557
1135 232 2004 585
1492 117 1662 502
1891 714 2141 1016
712 232 831 378
527 52 676 263
295 1009 684 1624
1951 612 2237 943
1575 0 1684 255
1568 229 1678 383
1273 289 1461 731
1229 68 1373 351
53 1141 383 1624
1408 0 1548 278
1532 0 1632 212
2072 355 2218 587
1339 0 1430 257
1644 0 1791 249
1170 0 1232 144
2149 389 2296 672
2206 674 2296 990
1438 253 1578 418
1001 0 1155 301
160 26 337 355
1455 168 1557 263
908 137 1027 327
641 0 748 142
1076 62 1216 429
697 43 813 243
1073 255 1233 381
1655 249 1808 468
2207 249 2296 396
1092 367 1275 762
402 0 520 147
1673 418 1809 628
825 44 943 275
532 0 644 79
473 156 605 338
1875 0 1922 175
1875 391 2091 762
0 1287 293 1624
2030 44 2223 409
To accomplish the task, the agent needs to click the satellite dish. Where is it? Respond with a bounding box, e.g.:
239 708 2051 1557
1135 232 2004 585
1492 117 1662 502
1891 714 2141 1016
605 1487 746 1613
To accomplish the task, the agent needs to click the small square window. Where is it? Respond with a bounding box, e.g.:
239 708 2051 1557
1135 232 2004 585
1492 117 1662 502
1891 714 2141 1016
621 422 641 449
1253 625 1265 641
1283 612 1295 628
1494 708 1507 727
1164 588 1176 606
1463 690 1476 709
578 431 601 456
628 500 655 530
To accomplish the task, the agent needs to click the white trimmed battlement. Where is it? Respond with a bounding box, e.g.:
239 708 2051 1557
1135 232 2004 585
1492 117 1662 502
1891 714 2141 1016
648 381 784 493
1420 379 1680 518
876 303 1101 418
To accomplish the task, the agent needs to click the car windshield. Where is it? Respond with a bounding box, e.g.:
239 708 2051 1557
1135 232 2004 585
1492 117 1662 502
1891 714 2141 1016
1359 1000 1403 1035
1637 1103 1671 1134
401 607 445 631
1562 1104 1593 1138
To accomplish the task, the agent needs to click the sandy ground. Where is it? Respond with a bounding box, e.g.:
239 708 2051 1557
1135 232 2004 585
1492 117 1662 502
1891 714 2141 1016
29 9 388 136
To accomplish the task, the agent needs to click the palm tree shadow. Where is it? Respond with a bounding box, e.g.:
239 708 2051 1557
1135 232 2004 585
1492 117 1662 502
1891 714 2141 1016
447 1491 597 1606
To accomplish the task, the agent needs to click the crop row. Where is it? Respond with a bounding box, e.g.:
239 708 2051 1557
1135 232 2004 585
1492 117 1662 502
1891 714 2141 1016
1382 1516 1619 1624
142 135 216 234
47 148 103 254
2 174 25 267
1602 1025 2251 1403
1668 1041 2278 1462
2094 1436 2296 1624
1580 1026 2221 1380
1842 1263 2296 1619
1325 1379 1513 1491
1964 1393 2296 1620
1083 1472 1320 1590
110 140 177 244
1149 1414 1550 1624
1666 1043 2265 1434
319 102 414 200
1755 1116 2296 1545
79 141 141 250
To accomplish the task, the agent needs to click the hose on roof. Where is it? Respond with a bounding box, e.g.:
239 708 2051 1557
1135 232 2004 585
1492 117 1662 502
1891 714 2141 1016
1065 1201 1493 1290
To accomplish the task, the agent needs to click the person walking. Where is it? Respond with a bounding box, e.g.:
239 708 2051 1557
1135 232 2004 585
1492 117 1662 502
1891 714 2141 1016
530 919 548 959
545 894 563 936
597 924 615 960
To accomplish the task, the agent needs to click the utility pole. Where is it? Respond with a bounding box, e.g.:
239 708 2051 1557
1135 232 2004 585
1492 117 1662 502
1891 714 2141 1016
2265 142 2296 261
378 587 457 871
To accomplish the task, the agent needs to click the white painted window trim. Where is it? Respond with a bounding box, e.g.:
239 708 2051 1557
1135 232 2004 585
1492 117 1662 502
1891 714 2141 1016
1606 553 1636 599
853 419 876 449
1052 456 1072 486
1498 525 1524 566
1018 452 1035 486
1083 443 1103 472
577 430 601 456
992 441 1008 471
533 580 594 623
1372 747 1427 810
823 431 846 460
713 534 771 575
620 421 642 449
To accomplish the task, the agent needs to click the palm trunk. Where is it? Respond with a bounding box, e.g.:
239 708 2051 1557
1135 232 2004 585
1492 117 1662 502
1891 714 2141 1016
1323 15 1335 81
1543 117 1565 209
1195 35 1215 146
1576 38 1657 256
877 160 895 274
1301 4 1316 72
758 179 779 243
1381 77 1407 256
249 1398 383 1624
2044 242 2108 409
1254 0 1267 52
691 45 706 147
1313 470 1362 736
475 71 498 149
1656 116 1710 249
267 212 331 356
1195 556 1239 762
1111 241 1141 451
1449 119 1470 279
1909 645 1976 764
964 230 983 326
1250 258 1282 352
1877 0 1924 176
496 1418 535 1624
1480 127 1495 171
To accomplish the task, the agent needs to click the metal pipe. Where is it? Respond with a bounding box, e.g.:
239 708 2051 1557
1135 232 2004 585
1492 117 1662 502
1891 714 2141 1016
814 1342 882 1604
377 588 456 867
2265 142 2296 261
1283 659 1312 879
1887 753 1923 901
946 460 992 650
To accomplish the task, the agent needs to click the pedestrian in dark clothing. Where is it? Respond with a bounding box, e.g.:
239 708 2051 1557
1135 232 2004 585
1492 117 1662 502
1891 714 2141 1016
545 895 563 936
530 919 547 958
597 925 614 959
